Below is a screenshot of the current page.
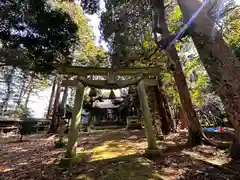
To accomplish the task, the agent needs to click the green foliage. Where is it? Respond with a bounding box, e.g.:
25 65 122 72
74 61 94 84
168 5 183 33
54 1 108 67
55 140 67 148
15 105 33 119
162 72 180 105
224 7 240 59
0 0 78 74
163 55 210 107
100 0 167 67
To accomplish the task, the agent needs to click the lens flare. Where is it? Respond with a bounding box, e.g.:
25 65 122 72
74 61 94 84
166 0 225 51
212 0 225 38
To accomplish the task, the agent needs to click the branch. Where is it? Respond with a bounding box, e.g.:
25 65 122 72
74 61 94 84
164 4 170 9
142 48 159 61
220 5 240 17
0 63 7 67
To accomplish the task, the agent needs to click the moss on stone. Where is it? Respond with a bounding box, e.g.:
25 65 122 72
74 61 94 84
143 148 161 158
59 156 82 168
54 140 67 149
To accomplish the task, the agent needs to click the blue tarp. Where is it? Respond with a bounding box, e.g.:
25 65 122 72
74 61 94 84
203 127 220 132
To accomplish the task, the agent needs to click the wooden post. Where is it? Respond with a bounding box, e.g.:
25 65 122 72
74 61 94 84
66 82 85 158
137 80 158 150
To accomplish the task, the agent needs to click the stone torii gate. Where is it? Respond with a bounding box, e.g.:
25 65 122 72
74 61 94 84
58 66 161 158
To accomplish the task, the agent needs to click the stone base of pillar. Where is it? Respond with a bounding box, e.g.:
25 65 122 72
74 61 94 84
144 148 161 158
59 156 82 168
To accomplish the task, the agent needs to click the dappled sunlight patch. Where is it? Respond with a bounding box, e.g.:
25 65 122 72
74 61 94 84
162 140 176 146
128 134 139 140
76 147 85 153
155 167 187 180
1 131 239 179
151 170 175 180
182 149 230 166
0 167 15 173
181 145 230 166
90 140 138 161
75 174 94 180
152 163 191 180
17 162 28 166
5 146 28 154
45 135 58 140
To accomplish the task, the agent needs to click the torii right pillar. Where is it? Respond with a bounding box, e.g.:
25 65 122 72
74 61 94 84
137 80 159 154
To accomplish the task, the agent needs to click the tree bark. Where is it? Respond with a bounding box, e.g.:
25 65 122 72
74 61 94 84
160 87 176 131
147 86 163 137
60 87 68 117
137 79 158 150
178 0 240 137
152 0 202 145
3 67 15 112
46 77 57 118
24 86 33 109
24 74 34 109
49 78 61 133
66 82 85 158
16 74 27 107
154 85 172 135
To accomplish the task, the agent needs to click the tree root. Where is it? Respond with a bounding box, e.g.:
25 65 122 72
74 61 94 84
200 129 240 160
199 159 240 176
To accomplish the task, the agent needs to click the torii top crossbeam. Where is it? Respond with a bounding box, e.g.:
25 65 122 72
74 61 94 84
58 65 161 76
57 65 161 89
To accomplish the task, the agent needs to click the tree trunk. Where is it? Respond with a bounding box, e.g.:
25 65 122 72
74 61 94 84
24 86 33 109
158 84 175 130
178 0 240 137
179 106 188 130
3 67 15 112
16 75 27 107
154 85 172 135
46 77 57 118
147 86 163 137
49 78 61 133
60 87 68 117
152 0 202 146
166 103 176 131
24 74 34 109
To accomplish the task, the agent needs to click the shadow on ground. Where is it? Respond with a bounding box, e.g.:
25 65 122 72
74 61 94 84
1 130 240 180
78 129 146 151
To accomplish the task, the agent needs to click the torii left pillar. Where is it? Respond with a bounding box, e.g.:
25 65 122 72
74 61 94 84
66 81 85 158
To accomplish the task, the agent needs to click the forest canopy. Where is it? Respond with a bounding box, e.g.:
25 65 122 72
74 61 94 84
0 0 78 73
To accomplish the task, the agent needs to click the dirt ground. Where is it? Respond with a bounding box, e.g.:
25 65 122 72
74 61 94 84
1 129 240 180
